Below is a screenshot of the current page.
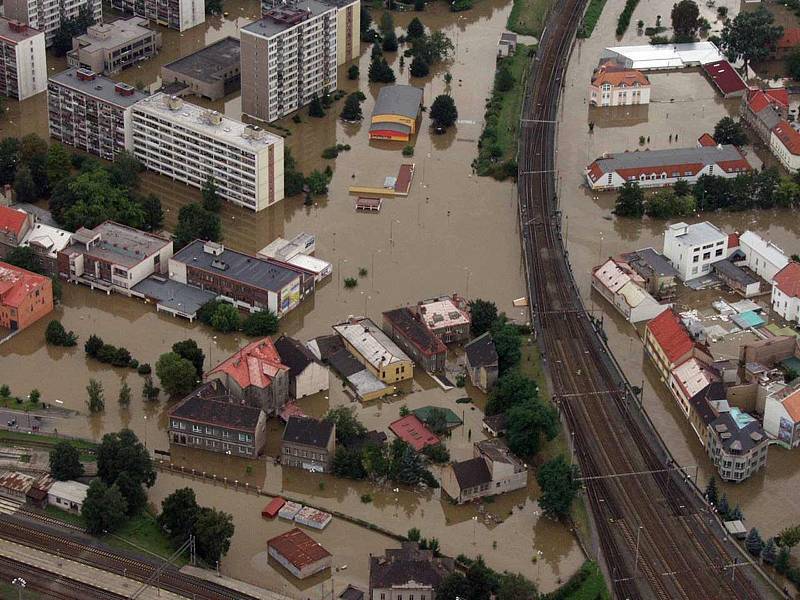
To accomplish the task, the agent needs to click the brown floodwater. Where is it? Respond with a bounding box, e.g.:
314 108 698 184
0 0 589 594
556 0 800 548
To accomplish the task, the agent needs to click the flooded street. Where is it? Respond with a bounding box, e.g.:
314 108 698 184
556 0 800 542
0 0 589 594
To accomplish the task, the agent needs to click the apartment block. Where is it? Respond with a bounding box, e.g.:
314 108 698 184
131 93 284 211
110 0 203 31
241 0 337 123
67 17 161 75
48 68 148 161
663 221 728 282
0 18 46 100
4 0 102 47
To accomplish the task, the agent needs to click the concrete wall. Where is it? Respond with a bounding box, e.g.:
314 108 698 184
727 382 758 414
295 362 329 398
739 336 798 367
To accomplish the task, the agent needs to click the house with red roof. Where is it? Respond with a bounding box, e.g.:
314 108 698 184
389 414 439 452
774 28 800 60
740 87 788 146
0 205 33 258
771 262 800 325
589 59 650 107
0 261 53 331
702 60 747 99
644 308 713 383
770 121 800 173
207 337 290 414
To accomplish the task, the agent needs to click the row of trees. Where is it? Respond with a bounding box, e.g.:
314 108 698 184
436 555 537 600
85 334 140 370
196 299 279 336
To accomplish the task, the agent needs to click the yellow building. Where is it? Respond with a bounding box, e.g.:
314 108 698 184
333 317 414 383
369 85 423 142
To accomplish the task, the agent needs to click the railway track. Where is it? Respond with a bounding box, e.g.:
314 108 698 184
517 1 765 598
0 514 259 600
0 554 127 600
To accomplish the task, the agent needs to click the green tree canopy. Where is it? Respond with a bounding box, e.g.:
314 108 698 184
82 480 127 534
430 94 458 130
97 429 156 489
210 303 242 332
671 0 700 42
194 507 235 563
713 116 748 146
613 181 644 217
172 339 206 377
468 299 498 337
156 352 198 398
86 378 105 413
407 17 425 39
340 93 364 121
491 319 522 375
325 406 367 445
174 203 222 249
368 56 396 83
159 487 201 543
721 7 782 71
46 143 72 189
201 176 222 212
242 310 279 336
486 371 538 415
506 397 559 457
49 441 84 480
410 57 430 78
537 455 580 520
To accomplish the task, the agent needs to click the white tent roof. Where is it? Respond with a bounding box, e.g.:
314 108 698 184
602 42 725 70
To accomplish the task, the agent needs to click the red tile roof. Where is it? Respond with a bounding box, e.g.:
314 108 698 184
591 61 650 88
772 121 800 156
778 28 800 50
0 206 28 238
774 262 800 299
697 133 716 147
747 88 788 114
208 337 288 390
0 262 48 308
268 528 331 568
728 232 739 248
702 60 747 96
389 414 439 451
646 309 694 365
783 389 800 423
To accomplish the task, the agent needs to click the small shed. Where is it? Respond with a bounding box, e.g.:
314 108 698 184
497 32 518 57
724 520 747 539
279 500 303 520
262 497 286 519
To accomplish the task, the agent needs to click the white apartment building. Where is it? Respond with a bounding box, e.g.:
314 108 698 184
131 93 285 212
48 68 149 161
739 231 789 282
3 0 102 47
110 0 203 31
0 18 46 100
663 221 728 282
241 0 337 123
772 262 800 324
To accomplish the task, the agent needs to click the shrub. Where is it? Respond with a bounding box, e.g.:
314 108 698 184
344 277 358 289
360 493 373 503
45 320 78 347
616 0 641 36
347 64 359 80
242 310 279 336
402 145 414 157
322 147 339 159
137 363 152 375
292 114 302 124
358 267 368 277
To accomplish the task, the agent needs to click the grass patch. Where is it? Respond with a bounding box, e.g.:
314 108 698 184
474 44 531 180
542 561 610 600
0 430 97 460
43 504 86 528
519 341 550 403
507 0 554 37
0 392 41 412
0 582 43 599
577 0 608 38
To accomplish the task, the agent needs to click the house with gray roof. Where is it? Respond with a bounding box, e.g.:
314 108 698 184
369 85 424 142
281 416 336 473
464 332 498 392
442 438 527 504
369 542 454 600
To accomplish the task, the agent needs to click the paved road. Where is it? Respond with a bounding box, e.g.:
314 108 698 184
0 408 67 433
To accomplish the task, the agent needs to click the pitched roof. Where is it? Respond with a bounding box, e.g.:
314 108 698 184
333 318 411 370
372 85 423 120
389 415 439 451
747 88 789 113
169 382 263 431
383 307 447 357
591 61 650 87
702 60 747 96
689 381 727 426
464 332 498 368
774 262 800 299
0 262 49 308
451 456 492 490
772 121 800 156
0 206 29 238
782 389 800 422
274 335 320 377
268 528 331 568
697 133 716 147
282 416 334 449
369 542 454 590
482 412 508 434
646 309 694 364
739 231 788 270
208 337 288 389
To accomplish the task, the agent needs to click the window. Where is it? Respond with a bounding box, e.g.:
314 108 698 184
192 425 201 433
715 248 723 257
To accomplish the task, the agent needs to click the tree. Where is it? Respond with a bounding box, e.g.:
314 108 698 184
159 488 200 542
308 95 326 118
49 441 84 480
776 546 791 574
613 181 645 217
46 143 72 189
465 556 498 599
340 93 364 121
172 339 205 377
118 381 131 407
486 371 538 415
13 164 37 203
788 47 800 81
492 320 522 375
107 151 143 191
537 455 580 520
30 389 40 404
497 573 537 600
496 64 514 92
0 137 20 185
436 572 470 600
414 0 425 10
671 0 700 42
720 7 783 72
20 133 50 198
705 476 718 506
305 170 329 196
746 527 764 557
210 303 242 333
347 64 359 80
407 17 425 39
194 507 235 563
206 0 223 14
115 470 147 515
713 116 748 146
45 320 78 346
469 299 498 336
762 538 778 565
422 443 450 463
201 176 222 212
242 310 279 337
142 375 160 401
5 246 41 273
87 378 105 413
174 203 221 249
97 429 155 488
156 352 198 398
430 95 458 130
778 524 800 548
332 447 368 479
423 407 450 436
82 480 127 534
411 31 454 65
645 189 695 219
506 397 559 457
325 406 367 445
368 56 396 83
138 194 164 232
717 493 730 518
382 29 398 52
85 334 104 358
409 57 430 77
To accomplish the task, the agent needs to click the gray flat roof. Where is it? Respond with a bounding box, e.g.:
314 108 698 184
594 145 745 174
73 17 156 52
373 85 423 120
713 259 758 286
669 221 727 247
65 221 171 268
172 240 299 292
242 0 336 38
132 276 217 316
0 16 43 42
369 122 411 135
49 67 149 108
162 37 240 85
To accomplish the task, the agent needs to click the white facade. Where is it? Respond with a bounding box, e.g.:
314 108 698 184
739 231 789 282
770 122 800 174
589 81 650 107
591 259 668 323
110 0 203 31
772 284 800 324
241 2 338 123
663 222 728 282
0 20 47 100
131 93 285 212
47 480 88 513
295 360 329 398
4 0 102 46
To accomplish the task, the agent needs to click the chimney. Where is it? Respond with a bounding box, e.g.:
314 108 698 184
8 21 27 33
115 82 135 96
76 69 96 81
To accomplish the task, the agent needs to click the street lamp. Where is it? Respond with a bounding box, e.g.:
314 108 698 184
389 219 400 248
536 550 543 583
371 249 381 290
12 577 26 600
337 258 348 299
143 415 148 450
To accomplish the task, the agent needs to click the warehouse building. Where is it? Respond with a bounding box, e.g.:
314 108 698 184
369 85 423 142
268 528 332 579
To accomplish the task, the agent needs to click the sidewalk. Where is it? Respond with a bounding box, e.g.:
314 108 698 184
0 539 185 600
181 565 298 600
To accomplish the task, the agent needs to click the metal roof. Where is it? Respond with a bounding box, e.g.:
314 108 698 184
372 85 423 120
594 146 745 175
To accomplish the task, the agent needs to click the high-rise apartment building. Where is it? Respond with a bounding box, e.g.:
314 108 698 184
0 18 46 100
110 0 204 31
131 93 284 211
241 0 337 123
4 0 102 47
47 68 149 160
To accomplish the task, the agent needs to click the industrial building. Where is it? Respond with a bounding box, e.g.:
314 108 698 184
0 18 46 100
131 93 284 211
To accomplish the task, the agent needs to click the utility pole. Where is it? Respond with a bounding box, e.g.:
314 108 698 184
634 526 643 576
